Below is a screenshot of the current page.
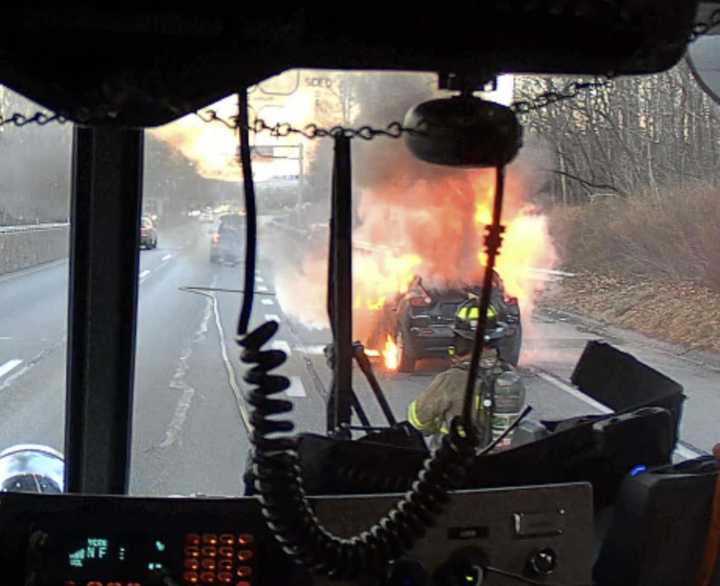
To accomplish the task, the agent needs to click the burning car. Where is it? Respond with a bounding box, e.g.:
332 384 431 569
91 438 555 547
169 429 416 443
366 273 522 372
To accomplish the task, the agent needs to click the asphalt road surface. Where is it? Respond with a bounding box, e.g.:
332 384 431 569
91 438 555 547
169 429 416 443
0 221 716 497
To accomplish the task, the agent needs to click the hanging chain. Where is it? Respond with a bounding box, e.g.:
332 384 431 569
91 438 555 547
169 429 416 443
197 75 618 137
510 77 615 115
196 109 418 140
0 111 66 128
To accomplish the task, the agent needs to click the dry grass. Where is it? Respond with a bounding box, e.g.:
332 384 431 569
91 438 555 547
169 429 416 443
542 273 720 353
549 184 720 290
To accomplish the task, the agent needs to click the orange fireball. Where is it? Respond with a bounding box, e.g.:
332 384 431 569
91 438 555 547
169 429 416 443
383 335 399 371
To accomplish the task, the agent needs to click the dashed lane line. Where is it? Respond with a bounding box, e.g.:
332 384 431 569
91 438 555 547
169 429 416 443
296 345 328 355
0 359 23 380
261 298 274 306
161 254 173 261
286 376 307 397
265 314 280 322
257 285 269 292
271 340 292 356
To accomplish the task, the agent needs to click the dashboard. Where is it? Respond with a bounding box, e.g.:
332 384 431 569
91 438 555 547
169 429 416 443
2 483 593 586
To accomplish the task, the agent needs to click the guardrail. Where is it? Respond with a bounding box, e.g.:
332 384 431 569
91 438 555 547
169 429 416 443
0 222 69 234
0 223 70 276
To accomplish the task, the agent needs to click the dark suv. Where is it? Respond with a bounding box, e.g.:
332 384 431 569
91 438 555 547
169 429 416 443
367 273 522 372
210 213 245 264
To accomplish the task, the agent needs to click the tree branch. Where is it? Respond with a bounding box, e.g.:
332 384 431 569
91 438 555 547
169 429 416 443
546 169 622 194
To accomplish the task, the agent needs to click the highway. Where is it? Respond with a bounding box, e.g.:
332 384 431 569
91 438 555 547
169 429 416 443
0 220 716 497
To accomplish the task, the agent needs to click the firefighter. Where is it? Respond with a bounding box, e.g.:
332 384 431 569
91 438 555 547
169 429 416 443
407 298 526 450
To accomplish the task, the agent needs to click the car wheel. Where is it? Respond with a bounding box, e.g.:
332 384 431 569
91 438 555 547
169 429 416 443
153 238 158 249
498 321 522 366
397 329 416 373
210 254 219 264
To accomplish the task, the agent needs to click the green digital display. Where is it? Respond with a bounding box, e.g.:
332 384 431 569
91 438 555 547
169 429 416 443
68 538 110 568
60 534 172 582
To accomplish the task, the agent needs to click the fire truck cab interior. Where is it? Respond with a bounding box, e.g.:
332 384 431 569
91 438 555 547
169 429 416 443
0 3 719 586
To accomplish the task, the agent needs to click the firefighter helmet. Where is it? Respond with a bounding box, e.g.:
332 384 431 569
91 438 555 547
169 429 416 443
449 298 498 357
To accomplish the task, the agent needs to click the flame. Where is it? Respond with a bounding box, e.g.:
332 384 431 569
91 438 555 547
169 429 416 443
353 252 422 312
149 70 321 183
383 335 399 370
276 164 557 358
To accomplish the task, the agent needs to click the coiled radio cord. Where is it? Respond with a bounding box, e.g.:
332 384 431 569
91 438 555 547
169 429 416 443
241 322 480 579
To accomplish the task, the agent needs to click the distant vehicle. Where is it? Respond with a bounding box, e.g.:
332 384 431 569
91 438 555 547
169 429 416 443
198 211 214 223
139 216 158 249
367 273 522 372
210 214 245 264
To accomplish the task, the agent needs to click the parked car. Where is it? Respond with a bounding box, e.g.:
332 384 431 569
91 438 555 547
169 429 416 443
367 272 522 372
210 213 245 264
139 216 158 249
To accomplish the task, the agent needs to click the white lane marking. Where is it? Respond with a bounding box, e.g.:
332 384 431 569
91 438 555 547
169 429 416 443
156 296 214 449
675 443 705 460
286 376 307 397
271 340 292 355
209 292 252 432
139 269 151 279
261 298 274 306
257 285 269 292
0 337 12 341
265 314 280 322
536 371 612 413
296 345 328 355
161 254 173 261
256 276 265 283
536 370 705 461
0 359 23 379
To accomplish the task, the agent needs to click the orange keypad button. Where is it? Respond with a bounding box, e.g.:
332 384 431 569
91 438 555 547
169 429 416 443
87 582 102 586
185 546 200 558
202 546 217 557
237 550 253 562
186 533 201 545
220 534 235 545
186 558 200 570
202 534 218 545
236 581 251 586
219 546 234 558
237 534 254 546
219 560 233 572
200 572 216 583
183 571 199 584
202 558 217 571
236 566 252 578
217 572 233 584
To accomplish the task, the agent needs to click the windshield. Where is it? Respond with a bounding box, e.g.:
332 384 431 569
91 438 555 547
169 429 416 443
0 88 71 459
0 64 717 497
